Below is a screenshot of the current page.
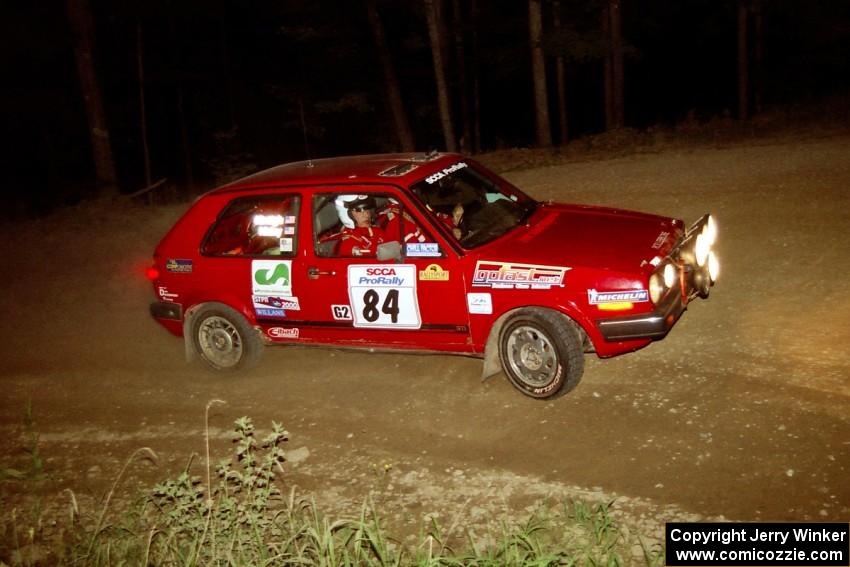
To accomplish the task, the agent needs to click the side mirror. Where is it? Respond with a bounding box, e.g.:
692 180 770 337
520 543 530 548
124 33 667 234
376 240 403 262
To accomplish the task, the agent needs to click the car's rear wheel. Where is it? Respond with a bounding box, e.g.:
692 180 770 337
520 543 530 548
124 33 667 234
498 308 584 399
191 303 262 372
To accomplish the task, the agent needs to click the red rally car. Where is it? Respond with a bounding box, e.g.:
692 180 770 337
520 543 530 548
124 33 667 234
148 152 719 399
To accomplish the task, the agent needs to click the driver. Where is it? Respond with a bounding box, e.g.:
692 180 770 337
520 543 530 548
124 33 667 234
335 195 386 257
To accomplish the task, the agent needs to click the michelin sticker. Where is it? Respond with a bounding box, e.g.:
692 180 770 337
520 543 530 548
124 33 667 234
587 289 649 304
347 265 421 329
252 260 292 296
466 293 493 315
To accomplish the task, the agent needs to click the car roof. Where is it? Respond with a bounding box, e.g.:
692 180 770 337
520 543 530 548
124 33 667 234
211 152 465 194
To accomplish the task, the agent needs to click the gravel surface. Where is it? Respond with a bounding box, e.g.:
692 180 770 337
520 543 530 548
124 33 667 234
1 134 848 547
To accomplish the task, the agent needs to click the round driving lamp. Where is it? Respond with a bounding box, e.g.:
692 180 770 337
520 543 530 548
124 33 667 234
695 233 709 266
663 262 677 288
649 272 666 304
708 250 720 283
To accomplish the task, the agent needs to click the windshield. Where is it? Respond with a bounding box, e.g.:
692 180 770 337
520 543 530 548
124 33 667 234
410 161 537 248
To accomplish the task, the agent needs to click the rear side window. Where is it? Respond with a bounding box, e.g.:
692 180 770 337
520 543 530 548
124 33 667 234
202 194 301 256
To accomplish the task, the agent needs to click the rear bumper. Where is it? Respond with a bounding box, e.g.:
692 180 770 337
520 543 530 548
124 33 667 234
595 290 686 341
150 301 183 321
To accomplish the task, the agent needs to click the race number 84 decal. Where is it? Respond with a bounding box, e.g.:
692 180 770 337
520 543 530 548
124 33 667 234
347 265 421 329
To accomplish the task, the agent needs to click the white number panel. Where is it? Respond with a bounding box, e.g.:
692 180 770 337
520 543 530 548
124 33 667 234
347 265 421 329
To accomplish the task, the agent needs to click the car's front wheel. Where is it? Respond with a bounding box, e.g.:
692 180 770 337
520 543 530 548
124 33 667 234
498 308 584 399
191 303 263 372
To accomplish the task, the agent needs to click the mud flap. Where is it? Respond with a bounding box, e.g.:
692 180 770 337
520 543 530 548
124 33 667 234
481 312 509 381
182 313 196 363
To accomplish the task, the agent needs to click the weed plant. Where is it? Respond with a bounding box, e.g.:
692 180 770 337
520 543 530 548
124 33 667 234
0 404 663 566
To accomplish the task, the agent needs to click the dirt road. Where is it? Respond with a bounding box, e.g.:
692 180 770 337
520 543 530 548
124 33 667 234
1 135 848 543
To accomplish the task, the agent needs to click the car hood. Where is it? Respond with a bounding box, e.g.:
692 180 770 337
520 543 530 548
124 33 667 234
480 202 683 273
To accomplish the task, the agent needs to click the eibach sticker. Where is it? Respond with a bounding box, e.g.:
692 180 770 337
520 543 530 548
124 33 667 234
471 261 570 289
267 327 299 339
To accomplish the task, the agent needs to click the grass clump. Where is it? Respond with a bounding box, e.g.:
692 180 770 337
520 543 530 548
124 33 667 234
1 405 662 566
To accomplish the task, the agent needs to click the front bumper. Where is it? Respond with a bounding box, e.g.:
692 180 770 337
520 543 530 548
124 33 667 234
596 288 685 341
596 214 716 342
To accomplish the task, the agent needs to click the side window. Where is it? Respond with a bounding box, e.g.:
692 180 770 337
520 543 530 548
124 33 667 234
202 194 300 257
313 192 440 258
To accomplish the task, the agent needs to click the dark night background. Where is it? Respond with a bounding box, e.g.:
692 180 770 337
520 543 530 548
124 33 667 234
3 0 849 215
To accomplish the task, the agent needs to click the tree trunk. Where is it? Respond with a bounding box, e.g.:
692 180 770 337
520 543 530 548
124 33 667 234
366 0 415 151
469 0 482 153
738 0 749 120
451 0 472 153
552 0 568 145
753 0 763 115
167 0 194 193
528 0 552 147
425 0 457 152
66 0 119 197
609 0 624 128
218 0 237 129
137 23 152 192
601 5 614 131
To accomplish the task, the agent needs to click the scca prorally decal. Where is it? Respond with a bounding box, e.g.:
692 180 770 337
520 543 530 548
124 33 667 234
472 261 570 289
267 327 299 339
347 265 421 329
425 162 467 184
166 259 193 273
356 266 405 287
651 231 669 249
587 289 649 304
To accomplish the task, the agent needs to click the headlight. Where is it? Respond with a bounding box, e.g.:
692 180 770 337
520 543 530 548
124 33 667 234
704 215 717 246
695 233 709 266
649 272 666 304
663 262 677 288
708 251 720 282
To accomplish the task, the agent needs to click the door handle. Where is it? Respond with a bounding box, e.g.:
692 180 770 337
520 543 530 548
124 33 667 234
308 266 336 279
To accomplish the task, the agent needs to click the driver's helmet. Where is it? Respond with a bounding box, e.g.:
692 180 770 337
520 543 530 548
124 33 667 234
335 194 377 228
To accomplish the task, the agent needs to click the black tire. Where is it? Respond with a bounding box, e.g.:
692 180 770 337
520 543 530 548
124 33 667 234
191 303 263 372
498 308 584 399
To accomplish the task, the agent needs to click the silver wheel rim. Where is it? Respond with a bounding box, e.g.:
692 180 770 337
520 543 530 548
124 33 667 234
506 325 558 387
198 315 243 369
